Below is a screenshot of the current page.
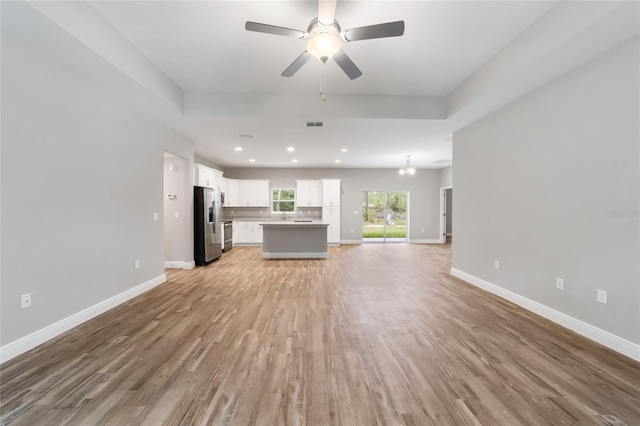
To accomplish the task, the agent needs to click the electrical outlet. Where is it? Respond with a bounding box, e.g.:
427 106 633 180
21 293 31 309
494 260 500 270
597 289 607 304
152 212 159 221
421 229 425 233
556 278 564 290
135 260 140 269
350 229 354 233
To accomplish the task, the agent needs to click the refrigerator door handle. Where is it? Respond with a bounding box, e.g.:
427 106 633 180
211 201 217 233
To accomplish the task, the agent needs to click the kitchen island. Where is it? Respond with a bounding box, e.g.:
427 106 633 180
260 222 329 259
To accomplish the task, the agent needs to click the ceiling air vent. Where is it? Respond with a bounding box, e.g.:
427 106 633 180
306 121 324 127
237 133 255 138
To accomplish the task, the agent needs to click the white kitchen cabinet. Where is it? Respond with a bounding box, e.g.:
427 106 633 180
224 178 240 207
194 164 223 190
239 180 270 207
234 222 255 244
254 224 263 243
233 221 263 245
322 179 341 207
323 206 341 244
296 180 322 207
220 178 228 198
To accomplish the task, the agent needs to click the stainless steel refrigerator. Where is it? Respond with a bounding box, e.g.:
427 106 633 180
194 186 223 265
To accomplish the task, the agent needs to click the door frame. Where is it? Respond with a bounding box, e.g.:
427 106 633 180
439 186 452 244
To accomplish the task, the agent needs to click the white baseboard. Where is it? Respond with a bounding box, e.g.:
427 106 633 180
0 274 167 364
410 239 441 244
164 260 195 270
450 268 640 362
340 240 361 245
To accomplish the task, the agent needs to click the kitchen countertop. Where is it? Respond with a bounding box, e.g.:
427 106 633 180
228 218 322 223
260 221 327 226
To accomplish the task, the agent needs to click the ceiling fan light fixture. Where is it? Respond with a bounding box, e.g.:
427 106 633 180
306 20 342 61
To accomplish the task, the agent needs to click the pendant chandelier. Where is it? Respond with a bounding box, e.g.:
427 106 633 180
398 155 415 175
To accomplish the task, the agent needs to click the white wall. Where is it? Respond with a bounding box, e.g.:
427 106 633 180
452 38 639 349
1 3 194 353
440 166 452 188
225 168 442 242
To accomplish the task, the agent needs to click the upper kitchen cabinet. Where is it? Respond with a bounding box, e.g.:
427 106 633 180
223 178 240 207
239 180 270 207
194 164 223 190
296 180 322 207
322 179 341 206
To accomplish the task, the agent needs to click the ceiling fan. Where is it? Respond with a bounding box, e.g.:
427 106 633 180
245 0 405 80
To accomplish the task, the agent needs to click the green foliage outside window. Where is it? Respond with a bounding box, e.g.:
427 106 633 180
272 188 295 212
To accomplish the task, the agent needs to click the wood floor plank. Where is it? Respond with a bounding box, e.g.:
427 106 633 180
1 243 639 425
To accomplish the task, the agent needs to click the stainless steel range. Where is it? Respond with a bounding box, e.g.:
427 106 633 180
222 221 233 252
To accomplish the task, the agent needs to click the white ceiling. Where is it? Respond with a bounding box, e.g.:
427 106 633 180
30 1 640 169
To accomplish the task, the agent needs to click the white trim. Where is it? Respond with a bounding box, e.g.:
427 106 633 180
262 252 327 259
450 268 640 362
164 261 195 270
0 274 167 364
340 240 361 245
410 239 442 244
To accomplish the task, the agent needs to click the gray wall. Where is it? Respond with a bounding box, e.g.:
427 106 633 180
440 166 452 188
194 154 224 172
163 157 192 264
224 168 442 241
453 37 639 344
1 3 194 346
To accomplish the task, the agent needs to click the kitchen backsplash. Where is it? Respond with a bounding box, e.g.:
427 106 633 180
222 207 322 221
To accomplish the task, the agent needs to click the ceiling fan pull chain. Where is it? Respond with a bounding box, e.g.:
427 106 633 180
320 61 327 102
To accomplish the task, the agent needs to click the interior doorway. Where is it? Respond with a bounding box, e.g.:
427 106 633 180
440 186 453 244
362 191 408 243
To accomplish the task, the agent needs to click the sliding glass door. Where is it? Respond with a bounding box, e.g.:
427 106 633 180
362 191 407 242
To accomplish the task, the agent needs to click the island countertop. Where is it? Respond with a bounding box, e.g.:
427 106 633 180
259 221 327 227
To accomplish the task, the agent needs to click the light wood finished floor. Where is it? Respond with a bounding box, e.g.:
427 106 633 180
1 244 639 425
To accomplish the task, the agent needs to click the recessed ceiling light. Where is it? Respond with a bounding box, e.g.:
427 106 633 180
341 148 348 152
249 159 256 163
234 147 243 151
292 159 298 163
334 160 341 163
287 147 295 152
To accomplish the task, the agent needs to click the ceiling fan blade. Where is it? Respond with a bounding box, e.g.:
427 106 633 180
342 21 405 42
333 50 362 80
282 52 312 77
318 0 337 25
245 21 306 39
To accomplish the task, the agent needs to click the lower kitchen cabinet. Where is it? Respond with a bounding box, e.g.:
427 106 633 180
233 222 262 245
